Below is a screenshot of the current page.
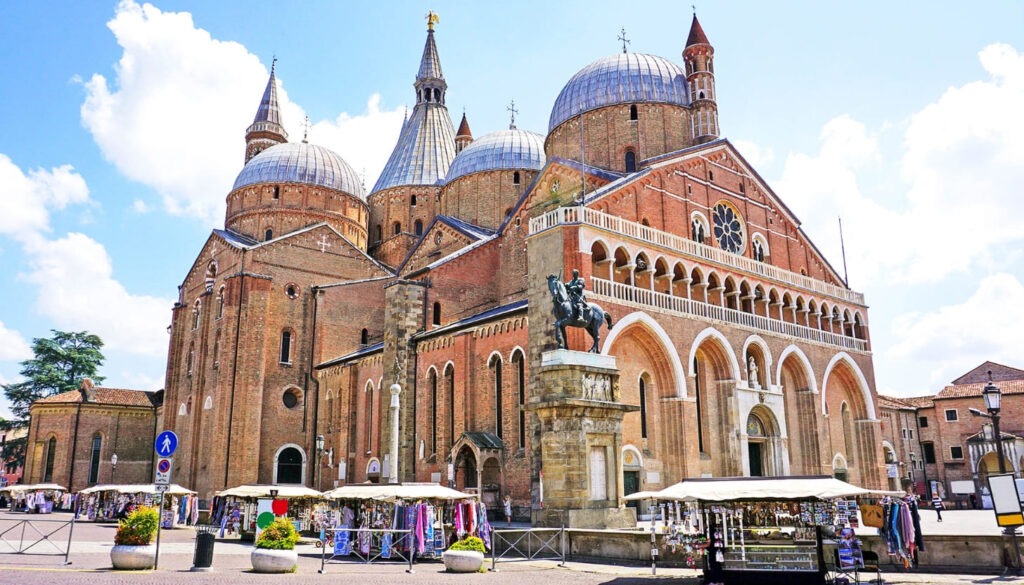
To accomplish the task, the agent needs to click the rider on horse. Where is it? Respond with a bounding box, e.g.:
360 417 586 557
565 269 589 322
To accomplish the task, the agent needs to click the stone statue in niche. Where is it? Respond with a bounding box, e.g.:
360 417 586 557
748 356 761 390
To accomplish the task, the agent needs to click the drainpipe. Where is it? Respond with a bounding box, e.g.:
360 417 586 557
307 286 321 487
224 249 246 487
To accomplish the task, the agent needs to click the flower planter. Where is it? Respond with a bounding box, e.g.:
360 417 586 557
251 547 298 573
443 549 485 573
110 544 157 570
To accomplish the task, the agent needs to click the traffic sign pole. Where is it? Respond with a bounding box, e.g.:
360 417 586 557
154 491 164 570
151 430 178 571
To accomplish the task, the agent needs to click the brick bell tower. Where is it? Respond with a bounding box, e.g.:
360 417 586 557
684 12 719 144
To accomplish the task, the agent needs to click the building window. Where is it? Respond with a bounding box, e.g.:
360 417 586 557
949 445 964 460
360 328 369 345
415 220 423 235
491 355 503 438
692 218 706 244
393 222 401 235
693 357 705 453
639 375 648 439
513 171 521 185
944 409 958 422
192 301 201 330
88 434 102 485
624 150 637 173
285 284 299 299
43 437 56 483
273 186 280 200
433 302 441 326
275 447 303 484
922 442 936 464
265 228 273 241
629 105 638 121
364 383 374 453
918 416 928 428
446 365 455 449
514 351 526 450
430 370 438 454
375 225 382 242
901 428 907 439
841 403 854 464
282 388 300 409
216 286 225 320
280 330 292 364
411 195 418 206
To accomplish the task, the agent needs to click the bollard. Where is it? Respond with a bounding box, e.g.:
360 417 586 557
191 525 216 572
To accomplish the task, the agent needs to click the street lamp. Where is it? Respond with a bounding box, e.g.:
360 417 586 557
315 434 325 490
111 453 118 483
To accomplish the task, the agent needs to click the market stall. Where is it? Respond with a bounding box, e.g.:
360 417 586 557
0 483 68 513
627 476 879 585
77 483 197 526
212 485 323 539
320 483 480 562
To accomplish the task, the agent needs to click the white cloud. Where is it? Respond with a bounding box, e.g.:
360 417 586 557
732 139 774 169
775 44 1024 286
19 232 173 357
0 322 32 362
0 154 90 242
887 272 1024 388
81 1 403 224
131 199 149 213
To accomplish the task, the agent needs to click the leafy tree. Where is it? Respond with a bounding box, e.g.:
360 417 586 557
0 330 105 469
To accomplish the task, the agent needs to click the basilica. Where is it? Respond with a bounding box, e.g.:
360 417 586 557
162 13 885 521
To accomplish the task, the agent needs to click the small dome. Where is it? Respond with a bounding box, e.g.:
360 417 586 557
445 128 546 183
548 53 690 132
232 142 365 199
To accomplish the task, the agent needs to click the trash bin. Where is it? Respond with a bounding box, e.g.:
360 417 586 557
192 525 216 572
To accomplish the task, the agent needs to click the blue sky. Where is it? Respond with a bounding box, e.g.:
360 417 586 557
1 1 1023 416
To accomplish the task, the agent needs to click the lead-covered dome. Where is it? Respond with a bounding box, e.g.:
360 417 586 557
232 142 366 200
548 53 690 132
445 128 546 183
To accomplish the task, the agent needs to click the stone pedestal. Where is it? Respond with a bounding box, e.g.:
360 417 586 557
528 350 638 529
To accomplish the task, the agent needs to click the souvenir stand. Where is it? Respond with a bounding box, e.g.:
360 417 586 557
212 485 323 540
77 483 197 525
320 483 480 564
631 476 877 585
0 483 67 513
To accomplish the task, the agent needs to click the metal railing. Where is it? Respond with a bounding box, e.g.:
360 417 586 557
0 516 75 565
591 277 869 352
529 206 865 305
318 527 414 574
489 527 566 571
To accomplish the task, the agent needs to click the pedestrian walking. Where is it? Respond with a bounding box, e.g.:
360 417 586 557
932 494 944 522
504 495 513 527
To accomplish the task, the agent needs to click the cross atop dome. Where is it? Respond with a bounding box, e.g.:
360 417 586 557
618 27 630 54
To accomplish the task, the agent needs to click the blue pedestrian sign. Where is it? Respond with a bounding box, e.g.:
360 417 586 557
155 430 178 457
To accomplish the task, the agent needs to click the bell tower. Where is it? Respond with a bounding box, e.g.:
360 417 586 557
245 58 288 163
684 13 718 144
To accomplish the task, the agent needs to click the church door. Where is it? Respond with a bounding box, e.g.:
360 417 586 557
276 447 303 484
623 471 640 509
748 442 764 477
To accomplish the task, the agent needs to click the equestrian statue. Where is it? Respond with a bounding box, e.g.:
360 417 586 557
546 270 613 353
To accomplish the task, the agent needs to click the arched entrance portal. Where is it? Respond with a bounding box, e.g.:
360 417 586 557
454 445 478 492
745 407 781 477
747 413 768 476
274 445 305 485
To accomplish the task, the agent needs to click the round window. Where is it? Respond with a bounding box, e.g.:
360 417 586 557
285 284 299 299
282 389 300 409
712 202 745 254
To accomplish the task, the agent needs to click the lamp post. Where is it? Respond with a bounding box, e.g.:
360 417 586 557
970 370 1022 575
315 434 325 491
111 453 118 483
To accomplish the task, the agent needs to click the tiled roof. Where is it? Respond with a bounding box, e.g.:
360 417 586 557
35 387 162 408
877 395 916 410
950 361 1024 385
686 14 711 47
900 396 935 408
935 379 1024 400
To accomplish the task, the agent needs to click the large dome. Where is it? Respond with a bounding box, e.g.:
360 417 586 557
445 128 546 182
232 142 365 199
548 53 690 132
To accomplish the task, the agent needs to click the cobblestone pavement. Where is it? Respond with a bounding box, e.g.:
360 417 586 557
1 511 1019 584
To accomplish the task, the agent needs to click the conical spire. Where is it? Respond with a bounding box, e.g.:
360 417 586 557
686 13 710 47
245 58 288 163
455 111 473 153
417 28 445 83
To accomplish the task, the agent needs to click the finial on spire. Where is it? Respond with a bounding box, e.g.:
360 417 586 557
692 4 697 16
426 10 439 31
302 115 311 143
271 55 277 75
618 27 631 54
507 100 519 130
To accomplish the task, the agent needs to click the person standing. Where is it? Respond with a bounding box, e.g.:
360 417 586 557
931 494 944 522
503 495 513 527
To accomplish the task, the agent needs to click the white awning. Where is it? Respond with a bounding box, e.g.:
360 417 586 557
215 485 323 499
323 482 476 502
0 483 67 493
78 483 196 496
624 476 875 502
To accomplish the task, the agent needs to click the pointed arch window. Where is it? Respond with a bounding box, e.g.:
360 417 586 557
625 150 637 173
430 369 438 454
514 351 526 450
491 355 503 438
43 437 57 483
365 383 374 453
216 286 225 320
841 403 854 464
265 228 273 241
694 357 705 453
192 300 201 330
360 328 369 346
280 330 292 364
88 433 102 485
639 375 649 439
446 365 456 449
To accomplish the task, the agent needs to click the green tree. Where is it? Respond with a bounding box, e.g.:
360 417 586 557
0 330 105 469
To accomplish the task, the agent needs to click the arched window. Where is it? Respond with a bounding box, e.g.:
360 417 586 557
280 330 292 364
88 433 102 484
693 357 705 453
625 150 637 173
433 88 441 102
446 365 456 449
629 105 638 121
753 239 766 262
639 375 648 439
393 222 401 235
360 328 369 345
433 302 441 326
692 218 706 244
216 286 225 320
430 369 438 454
365 383 374 453
841 403 854 464
513 171 521 185
265 228 273 241
186 346 195 376
514 351 526 450
491 355 503 438
275 446 303 484
43 437 56 483
192 300 201 330
415 220 423 235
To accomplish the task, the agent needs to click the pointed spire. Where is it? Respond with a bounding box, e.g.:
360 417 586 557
686 12 710 47
455 110 473 153
245 58 288 163
417 13 445 83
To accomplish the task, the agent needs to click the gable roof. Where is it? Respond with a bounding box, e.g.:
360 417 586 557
34 387 162 408
935 379 1024 400
950 361 1024 385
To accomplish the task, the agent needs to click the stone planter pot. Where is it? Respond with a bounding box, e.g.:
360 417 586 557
442 550 485 573
250 547 298 573
110 544 157 570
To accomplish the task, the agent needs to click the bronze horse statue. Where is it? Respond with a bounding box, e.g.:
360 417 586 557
546 274 613 353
